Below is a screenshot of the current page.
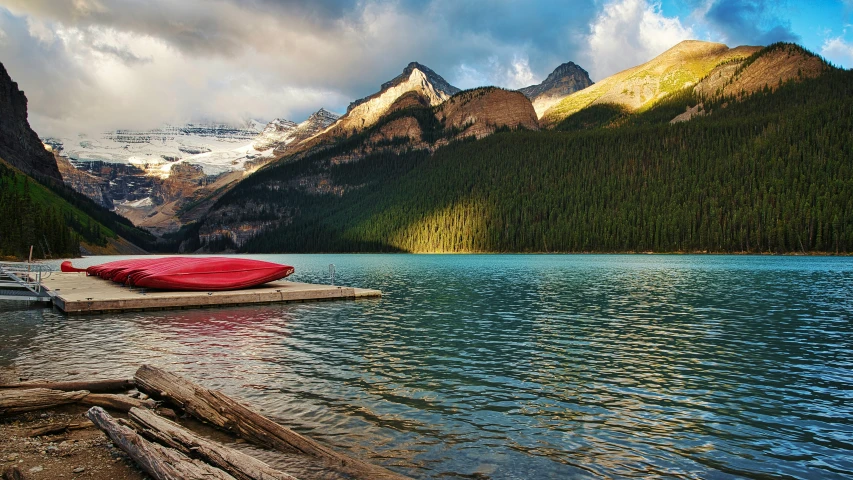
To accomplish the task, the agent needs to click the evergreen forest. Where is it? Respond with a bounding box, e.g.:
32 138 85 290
0 160 156 259
0 161 80 258
207 66 853 254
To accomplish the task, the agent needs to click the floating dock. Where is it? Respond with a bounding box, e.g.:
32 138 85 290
39 272 381 315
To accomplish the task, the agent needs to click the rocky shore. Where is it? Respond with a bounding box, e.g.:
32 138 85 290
1 365 409 480
0 367 143 480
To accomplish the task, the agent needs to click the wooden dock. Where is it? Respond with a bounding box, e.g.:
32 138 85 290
41 272 381 315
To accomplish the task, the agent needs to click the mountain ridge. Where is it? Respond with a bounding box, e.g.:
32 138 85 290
253 108 340 152
27 40 844 254
541 40 762 125
190 41 848 254
266 61 463 162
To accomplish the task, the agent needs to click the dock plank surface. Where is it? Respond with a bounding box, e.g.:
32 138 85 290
42 273 381 315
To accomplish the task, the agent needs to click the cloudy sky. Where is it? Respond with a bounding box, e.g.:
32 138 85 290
0 0 850 136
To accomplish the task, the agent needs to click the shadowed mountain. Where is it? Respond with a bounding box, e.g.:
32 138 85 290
519 62 593 118
197 84 539 248
0 62 62 182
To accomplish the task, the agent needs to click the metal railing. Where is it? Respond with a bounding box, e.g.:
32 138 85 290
0 262 54 302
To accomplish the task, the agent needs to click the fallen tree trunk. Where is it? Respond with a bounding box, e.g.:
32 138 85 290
86 406 236 480
27 423 69 437
0 379 134 393
0 388 89 416
27 420 95 437
134 365 409 480
129 407 298 480
79 393 157 413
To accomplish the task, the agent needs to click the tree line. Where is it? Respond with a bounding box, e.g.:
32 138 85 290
0 162 80 259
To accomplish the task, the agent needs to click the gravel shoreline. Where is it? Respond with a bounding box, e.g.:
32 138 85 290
0 366 144 480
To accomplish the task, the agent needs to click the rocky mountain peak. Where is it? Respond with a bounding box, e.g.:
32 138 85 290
382 62 461 96
348 62 460 113
306 108 340 124
519 61 594 118
544 62 589 83
255 108 341 152
262 118 298 134
0 62 62 182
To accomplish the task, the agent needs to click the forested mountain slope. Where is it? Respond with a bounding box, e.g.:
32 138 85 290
0 158 153 258
0 159 79 258
198 49 852 254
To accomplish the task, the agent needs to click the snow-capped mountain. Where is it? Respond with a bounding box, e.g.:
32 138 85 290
45 111 341 236
252 108 340 151
45 120 271 178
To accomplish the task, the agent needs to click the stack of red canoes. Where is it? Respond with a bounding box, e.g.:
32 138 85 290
61 257 295 291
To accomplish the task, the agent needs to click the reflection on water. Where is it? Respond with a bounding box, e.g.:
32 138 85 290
1 254 852 479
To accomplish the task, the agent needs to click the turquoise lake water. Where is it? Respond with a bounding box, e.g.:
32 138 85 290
1 254 852 479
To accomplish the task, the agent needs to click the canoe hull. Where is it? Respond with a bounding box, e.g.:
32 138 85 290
132 264 295 291
63 257 295 291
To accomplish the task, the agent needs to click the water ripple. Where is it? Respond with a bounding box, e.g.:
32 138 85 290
1 254 852 479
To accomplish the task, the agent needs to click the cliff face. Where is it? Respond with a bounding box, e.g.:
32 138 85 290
0 63 62 182
252 118 298 151
54 154 113 208
438 88 539 139
519 62 593 118
267 108 340 154
693 43 829 99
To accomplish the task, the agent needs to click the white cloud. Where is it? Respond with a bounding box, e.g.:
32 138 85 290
821 36 853 69
453 64 488 90
454 53 538 90
508 56 536 88
584 0 694 80
26 17 55 44
0 4 394 135
0 0 699 136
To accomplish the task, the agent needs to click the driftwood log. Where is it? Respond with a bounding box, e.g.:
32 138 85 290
0 386 155 417
134 365 409 480
0 379 134 393
79 393 157 413
129 407 298 480
86 406 236 480
0 388 89 415
27 421 94 437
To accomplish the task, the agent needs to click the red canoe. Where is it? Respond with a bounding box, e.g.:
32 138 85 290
61 257 294 291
